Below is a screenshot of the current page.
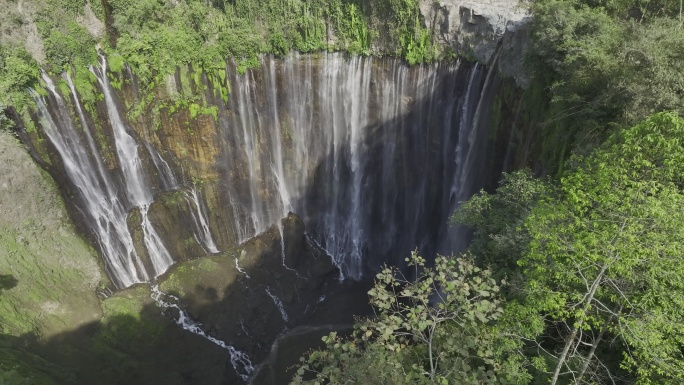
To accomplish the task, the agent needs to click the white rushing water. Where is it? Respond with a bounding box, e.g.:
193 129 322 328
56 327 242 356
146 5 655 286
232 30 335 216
150 285 255 381
234 257 250 278
146 142 179 190
276 221 303 280
90 55 174 278
219 53 492 279
32 73 147 287
265 287 289 323
184 187 220 254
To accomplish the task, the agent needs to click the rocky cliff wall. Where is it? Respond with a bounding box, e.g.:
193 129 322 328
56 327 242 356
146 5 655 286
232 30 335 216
22 53 514 289
420 0 531 87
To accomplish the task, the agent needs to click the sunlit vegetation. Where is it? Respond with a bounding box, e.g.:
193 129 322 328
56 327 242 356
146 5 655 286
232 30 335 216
0 0 435 130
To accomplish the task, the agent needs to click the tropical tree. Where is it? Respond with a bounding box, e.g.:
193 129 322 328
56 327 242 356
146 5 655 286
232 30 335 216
452 170 552 279
515 112 684 384
291 252 531 385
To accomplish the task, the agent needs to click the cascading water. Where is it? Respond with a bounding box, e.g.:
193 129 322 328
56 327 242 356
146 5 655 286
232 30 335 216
234 257 250 278
146 142 179 191
90 55 174 278
27 50 508 385
265 287 289 323
32 73 147 287
32 57 226 287
150 285 255 380
33 52 498 287
184 187 219 254
216 53 492 278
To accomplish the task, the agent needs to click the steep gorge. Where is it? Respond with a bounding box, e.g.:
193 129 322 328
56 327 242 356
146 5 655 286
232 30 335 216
0 0 540 382
7 50 529 383
25 52 511 288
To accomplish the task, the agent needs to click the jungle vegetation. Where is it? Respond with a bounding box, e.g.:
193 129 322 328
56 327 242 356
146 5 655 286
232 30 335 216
0 0 435 117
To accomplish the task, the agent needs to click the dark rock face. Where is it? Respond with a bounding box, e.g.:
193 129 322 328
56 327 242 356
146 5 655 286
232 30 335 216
147 189 208 260
11 212 369 385
156 213 372 382
420 0 531 87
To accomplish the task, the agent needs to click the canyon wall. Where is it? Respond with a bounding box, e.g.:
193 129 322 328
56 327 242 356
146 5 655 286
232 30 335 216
22 53 521 290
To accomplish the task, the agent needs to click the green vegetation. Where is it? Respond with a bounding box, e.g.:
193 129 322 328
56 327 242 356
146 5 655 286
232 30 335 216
0 47 40 114
103 0 434 104
518 112 684 384
0 130 105 339
0 336 72 385
493 112 684 384
0 0 436 132
293 252 530 384
95 286 164 353
527 0 684 175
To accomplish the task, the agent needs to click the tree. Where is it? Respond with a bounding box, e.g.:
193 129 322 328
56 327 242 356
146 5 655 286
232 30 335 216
291 252 530 385
452 170 552 279
516 112 684 384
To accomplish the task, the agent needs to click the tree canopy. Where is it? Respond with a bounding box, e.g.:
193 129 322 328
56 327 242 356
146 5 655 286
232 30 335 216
292 252 530 385
527 0 684 175
519 112 684 384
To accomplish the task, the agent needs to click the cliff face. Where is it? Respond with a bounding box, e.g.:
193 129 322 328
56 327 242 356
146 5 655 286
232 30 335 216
0 130 103 337
22 53 516 291
420 0 531 87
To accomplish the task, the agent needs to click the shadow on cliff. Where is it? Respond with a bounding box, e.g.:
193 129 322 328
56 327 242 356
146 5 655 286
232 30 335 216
0 306 236 385
283 58 515 277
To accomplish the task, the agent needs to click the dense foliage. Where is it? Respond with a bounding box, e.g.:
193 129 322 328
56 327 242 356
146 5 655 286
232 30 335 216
520 112 684 384
0 0 436 124
293 252 530 385
527 0 684 175
0 47 41 115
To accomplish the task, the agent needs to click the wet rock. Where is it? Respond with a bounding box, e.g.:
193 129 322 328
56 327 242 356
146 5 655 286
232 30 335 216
147 189 207 260
156 213 350 374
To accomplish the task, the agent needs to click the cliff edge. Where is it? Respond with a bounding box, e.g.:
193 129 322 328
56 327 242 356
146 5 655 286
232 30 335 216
420 0 531 87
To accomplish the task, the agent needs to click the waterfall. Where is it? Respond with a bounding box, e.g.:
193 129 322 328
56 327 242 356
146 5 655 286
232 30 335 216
90 55 174 278
220 53 490 278
184 187 219 254
32 73 147 288
34 52 498 287
265 287 289 323
146 142 179 190
234 256 250 278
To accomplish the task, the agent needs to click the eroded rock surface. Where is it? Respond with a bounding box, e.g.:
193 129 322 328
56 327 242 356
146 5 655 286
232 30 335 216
420 0 531 86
